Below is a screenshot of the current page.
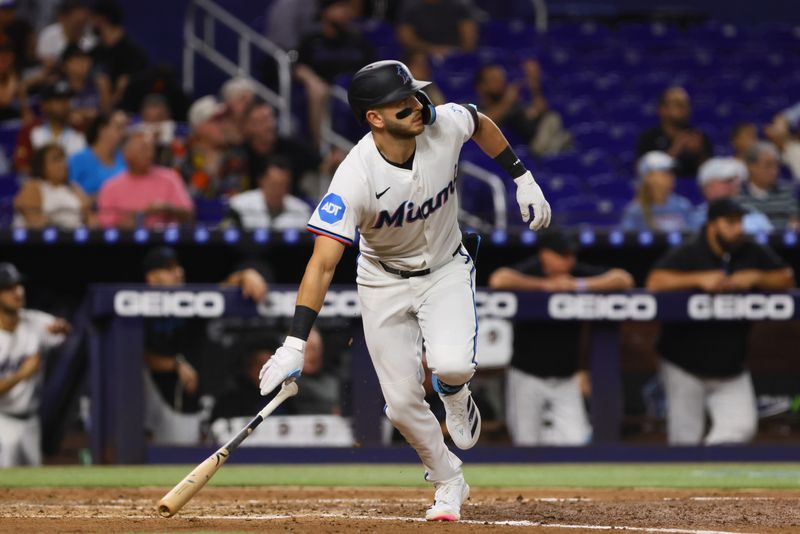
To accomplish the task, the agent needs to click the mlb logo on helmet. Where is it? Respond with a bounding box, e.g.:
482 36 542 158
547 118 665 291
396 64 410 84
319 193 346 224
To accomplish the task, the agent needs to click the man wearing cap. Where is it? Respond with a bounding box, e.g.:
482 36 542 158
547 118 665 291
97 129 193 228
647 198 794 445
620 151 694 232
141 247 267 442
0 263 70 467
179 95 248 198
13 80 86 174
689 156 773 234
489 228 634 445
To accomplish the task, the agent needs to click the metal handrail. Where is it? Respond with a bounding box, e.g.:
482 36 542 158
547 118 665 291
531 0 548 33
459 161 508 231
183 0 293 135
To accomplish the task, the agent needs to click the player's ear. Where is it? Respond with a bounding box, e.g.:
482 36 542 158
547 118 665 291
365 109 383 129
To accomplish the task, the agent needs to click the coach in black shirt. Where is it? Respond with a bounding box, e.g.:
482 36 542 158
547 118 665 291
489 229 634 445
647 198 794 445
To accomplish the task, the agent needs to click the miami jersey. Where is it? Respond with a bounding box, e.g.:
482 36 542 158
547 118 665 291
307 103 477 271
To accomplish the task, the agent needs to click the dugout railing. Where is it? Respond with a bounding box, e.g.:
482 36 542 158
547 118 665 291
85 284 800 464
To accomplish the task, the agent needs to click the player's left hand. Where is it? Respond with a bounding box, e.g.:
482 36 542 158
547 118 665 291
259 338 304 396
514 171 551 230
48 318 71 335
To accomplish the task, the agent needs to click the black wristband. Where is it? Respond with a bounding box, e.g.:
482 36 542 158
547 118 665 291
288 305 318 341
494 146 527 179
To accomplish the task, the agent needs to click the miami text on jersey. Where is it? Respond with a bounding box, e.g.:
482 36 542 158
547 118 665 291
373 177 457 229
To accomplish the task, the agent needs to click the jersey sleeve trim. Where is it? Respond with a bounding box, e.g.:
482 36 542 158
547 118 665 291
461 103 479 137
307 224 355 246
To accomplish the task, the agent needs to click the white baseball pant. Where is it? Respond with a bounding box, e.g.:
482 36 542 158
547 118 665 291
357 250 477 484
505 366 591 446
661 359 757 445
0 413 41 467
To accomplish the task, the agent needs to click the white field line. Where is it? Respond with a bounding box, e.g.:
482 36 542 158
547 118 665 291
1 510 754 534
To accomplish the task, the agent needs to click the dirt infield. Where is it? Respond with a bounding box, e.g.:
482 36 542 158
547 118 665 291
1 486 799 533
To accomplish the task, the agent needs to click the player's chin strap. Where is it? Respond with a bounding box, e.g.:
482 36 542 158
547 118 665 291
394 90 437 125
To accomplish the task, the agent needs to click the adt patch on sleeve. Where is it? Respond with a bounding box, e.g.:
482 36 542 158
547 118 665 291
318 193 346 224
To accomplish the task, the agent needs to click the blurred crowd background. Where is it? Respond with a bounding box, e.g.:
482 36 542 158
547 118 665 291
1 0 800 467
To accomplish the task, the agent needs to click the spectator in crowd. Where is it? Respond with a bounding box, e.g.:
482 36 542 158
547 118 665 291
620 151 694 232
220 76 256 139
264 0 316 51
764 104 800 180
36 0 95 67
404 51 445 106
240 102 331 196
97 129 193 228
488 228 634 445
730 122 758 162
138 93 182 167
646 198 794 445
396 0 478 59
475 59 571 156
0 262 70 467
211 347 283 421
13 143 92 228
68 110 126 195
690 157 773 233
14 81 86 174
636 86 713 177
142 247 267 441
289 328 341 415
0 43 20 121
226 157 311 230
91 0 148 111
739 141 799 229
294 0 374 147
0 0 35 71
59 44 101 130
180 95 248 198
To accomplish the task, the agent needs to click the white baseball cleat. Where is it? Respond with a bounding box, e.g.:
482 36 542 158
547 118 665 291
425 476 470 521
440 385 481 450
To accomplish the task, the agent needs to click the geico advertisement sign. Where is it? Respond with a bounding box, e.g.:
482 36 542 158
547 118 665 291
114 291 225 317
259 290 518 318
548 294 657 320
688 294 794 320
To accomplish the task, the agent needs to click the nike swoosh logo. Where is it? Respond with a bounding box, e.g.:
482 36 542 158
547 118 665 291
375 187 390 199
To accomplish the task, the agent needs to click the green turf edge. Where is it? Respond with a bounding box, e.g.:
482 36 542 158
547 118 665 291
2 463 800 489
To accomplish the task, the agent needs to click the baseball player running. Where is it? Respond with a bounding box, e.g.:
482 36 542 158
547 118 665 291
258 60 551 521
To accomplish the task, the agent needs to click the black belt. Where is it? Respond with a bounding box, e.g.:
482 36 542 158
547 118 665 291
379 245 462 278
0 411 36 420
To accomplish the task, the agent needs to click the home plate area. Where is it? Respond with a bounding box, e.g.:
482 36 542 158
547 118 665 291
1 487 798 533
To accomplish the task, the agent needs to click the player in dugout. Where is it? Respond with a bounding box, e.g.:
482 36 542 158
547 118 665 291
647 198 794 445
256 60 551 521
488 228 634 446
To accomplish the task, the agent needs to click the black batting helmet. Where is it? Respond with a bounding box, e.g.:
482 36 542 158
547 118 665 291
347 60 436 125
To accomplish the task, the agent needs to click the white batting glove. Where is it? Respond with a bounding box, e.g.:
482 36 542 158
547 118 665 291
514 171 551 230
259 336 304 396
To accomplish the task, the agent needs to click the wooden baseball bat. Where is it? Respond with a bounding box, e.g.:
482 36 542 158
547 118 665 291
156 379 299 517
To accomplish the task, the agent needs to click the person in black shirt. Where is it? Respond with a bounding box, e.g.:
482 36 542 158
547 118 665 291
636 86 713 177
294 0 374 148
211 348 281 421
489 228 634 445
91 0 148 111
646 198 794 445
396 0 477 59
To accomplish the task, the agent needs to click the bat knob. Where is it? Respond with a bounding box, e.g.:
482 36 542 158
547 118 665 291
158 503 174 518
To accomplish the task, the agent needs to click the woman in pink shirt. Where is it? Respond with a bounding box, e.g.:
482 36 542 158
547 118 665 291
97 130 194 228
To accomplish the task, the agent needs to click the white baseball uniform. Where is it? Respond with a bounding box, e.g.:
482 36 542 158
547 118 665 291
0 309 65 467
307 103 479 483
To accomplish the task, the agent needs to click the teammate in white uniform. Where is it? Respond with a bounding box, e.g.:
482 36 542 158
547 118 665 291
0 263 70 467
258 60 551 520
